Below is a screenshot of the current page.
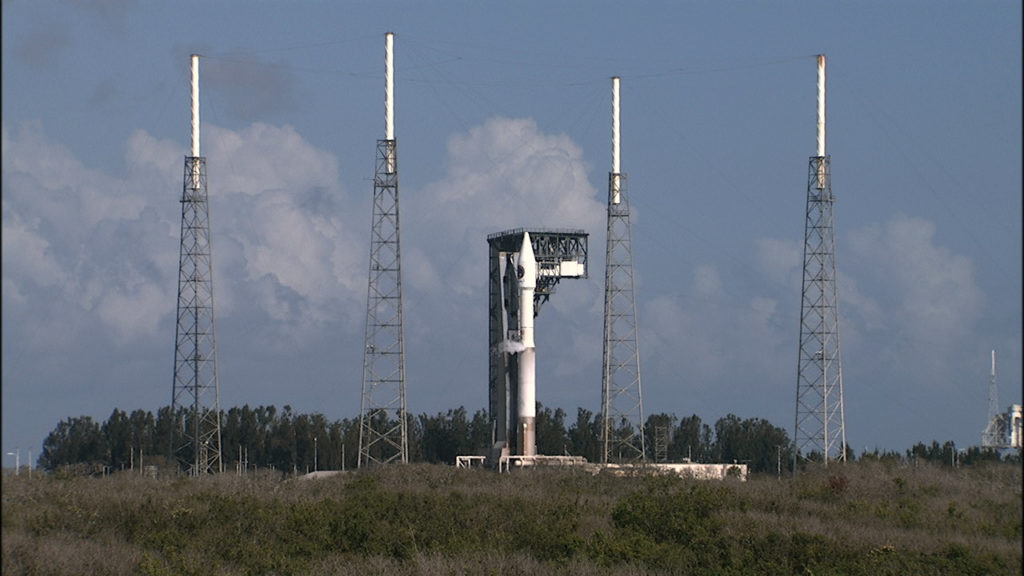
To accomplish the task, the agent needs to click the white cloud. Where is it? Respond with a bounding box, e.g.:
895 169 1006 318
421 117 602 229
848 215 981 351
2 122 174 345
2 119 367 351
125 129 180 182
202 123 365 343
206 123 337 198
396 117 608 406
0 204 67 296
755 237 801 287
95 280 168 342
3 115 606 367
408 117 605 300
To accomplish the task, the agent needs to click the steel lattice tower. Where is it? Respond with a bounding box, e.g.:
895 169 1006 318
601 77 645 464
172 54 222 475
982 350 1004 447
794 55 846 466
359 33 408 467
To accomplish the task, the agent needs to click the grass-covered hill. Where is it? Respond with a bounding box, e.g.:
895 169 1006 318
2 460 1020 575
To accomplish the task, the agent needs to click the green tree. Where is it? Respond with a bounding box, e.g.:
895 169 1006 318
102 408 132 470
39 415 106 472
672 414 712 462
127 408 155 461
418 407 473 464
467 408 492 455
152 405 178 460
536 404 569 455
568 407 600 462
270 405 297 473
644 412 676 462
712 414 791 473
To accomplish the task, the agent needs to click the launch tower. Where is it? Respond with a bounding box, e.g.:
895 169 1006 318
601 77 646 463
981 350 1022 449
172 54 223 475
794 55 847 465
359 33 408 467
487 229 587 463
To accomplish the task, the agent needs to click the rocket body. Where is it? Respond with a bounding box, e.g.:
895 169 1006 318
517 232 537 456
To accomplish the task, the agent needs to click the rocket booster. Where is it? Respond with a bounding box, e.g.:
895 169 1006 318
518 232 537 457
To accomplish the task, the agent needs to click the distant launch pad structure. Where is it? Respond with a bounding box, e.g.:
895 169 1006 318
982 350 1022 450
794 54 847 466
488 228 588 464
983 350 1002 448
359 32 408 467
601 76 646 464
172 54 223 475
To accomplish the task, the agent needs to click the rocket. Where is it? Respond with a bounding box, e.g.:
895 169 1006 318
518 232 537 456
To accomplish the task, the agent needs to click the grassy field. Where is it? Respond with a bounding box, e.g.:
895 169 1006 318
2 460 1020 575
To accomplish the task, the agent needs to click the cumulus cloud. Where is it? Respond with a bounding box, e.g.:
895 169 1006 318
2 122 174 345
1 119 367 351
2 114 608 370
205 123 336 197
848 215 981 350
198 122 366 346
408 117 605 297
397 117 608 402
0 202 66 296
640 261 792 400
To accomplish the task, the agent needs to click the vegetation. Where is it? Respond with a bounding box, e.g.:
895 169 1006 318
2 459 1020 575
37 404 804 476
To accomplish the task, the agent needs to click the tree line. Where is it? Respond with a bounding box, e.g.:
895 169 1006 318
38 404 797 475
37 404 1010 476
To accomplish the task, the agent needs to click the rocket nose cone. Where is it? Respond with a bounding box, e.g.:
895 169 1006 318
520 232 537 288
520 232 534 260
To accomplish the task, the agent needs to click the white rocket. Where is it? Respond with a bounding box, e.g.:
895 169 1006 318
518 232 537 456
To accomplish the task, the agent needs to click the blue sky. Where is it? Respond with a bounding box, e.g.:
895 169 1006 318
3 1 1021 464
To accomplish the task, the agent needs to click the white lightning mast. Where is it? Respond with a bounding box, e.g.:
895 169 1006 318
982 350 1003 447
602 76 645 463
359 32 408 467
173 53 223 475
795 54 846 467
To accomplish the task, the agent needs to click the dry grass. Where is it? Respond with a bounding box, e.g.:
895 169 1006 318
1 460 1020 575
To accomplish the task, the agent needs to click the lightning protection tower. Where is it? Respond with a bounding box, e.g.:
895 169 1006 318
982 350 1004 448
601 77 646 464
794 55 846 466
359 32 408 467
172 54 223 475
